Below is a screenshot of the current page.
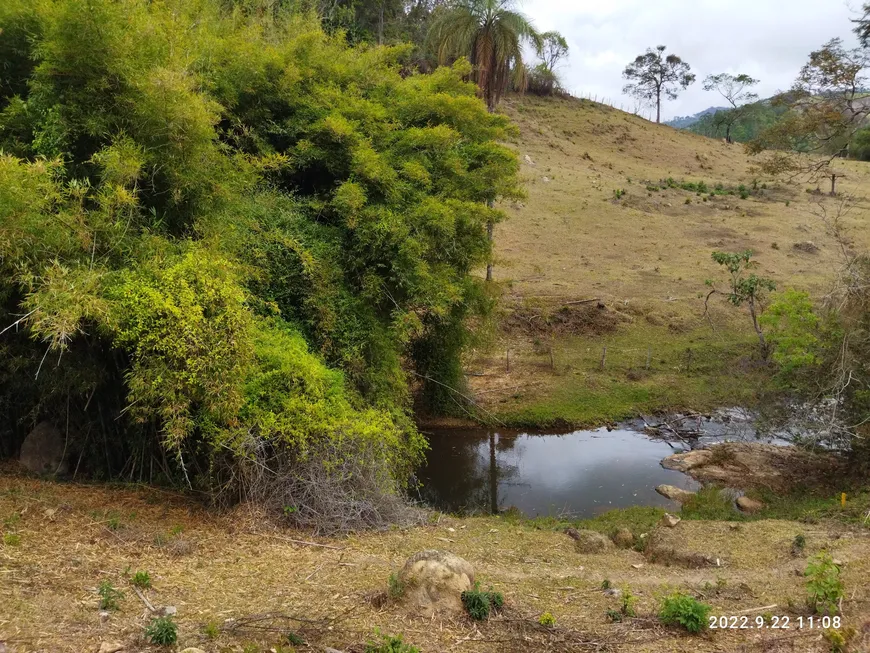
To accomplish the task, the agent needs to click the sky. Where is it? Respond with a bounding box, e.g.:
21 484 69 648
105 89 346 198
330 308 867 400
523 0 865 121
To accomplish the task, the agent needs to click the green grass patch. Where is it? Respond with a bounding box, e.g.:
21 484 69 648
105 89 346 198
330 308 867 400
681 486 870 528
495 323 770 427
527 505 665 549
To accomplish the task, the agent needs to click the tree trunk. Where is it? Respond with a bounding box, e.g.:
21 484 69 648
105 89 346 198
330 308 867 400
830 174 837 196
726 123 732 144
485 216 493 281
656 93 661 124
748 298 768 357
377 1 384 45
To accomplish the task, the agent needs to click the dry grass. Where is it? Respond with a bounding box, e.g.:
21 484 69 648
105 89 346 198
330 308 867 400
2 472 869 652
461 94 870 422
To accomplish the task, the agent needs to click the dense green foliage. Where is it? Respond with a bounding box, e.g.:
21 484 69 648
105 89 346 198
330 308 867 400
0 0 521 510
658 593 711 633
686 101 787 143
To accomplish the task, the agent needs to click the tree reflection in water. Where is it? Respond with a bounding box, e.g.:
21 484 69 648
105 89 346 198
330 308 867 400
416 429 521 515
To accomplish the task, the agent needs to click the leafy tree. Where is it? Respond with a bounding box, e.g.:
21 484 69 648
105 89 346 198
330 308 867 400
428 0 540 111
622 45 695 124
428 0 535 282
748 39 870 193
702 73 760 143
525 31 568 96
0 0 522 518
537 31 568 74
706 251 776 356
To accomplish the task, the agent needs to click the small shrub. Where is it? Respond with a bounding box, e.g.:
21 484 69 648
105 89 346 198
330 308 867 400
285 632 305 646
364 630 420 653
538 611 556 627
791 534 806 556
3 533 21 546
605 609 623 622
203 619 220 639
144 616 178 645
685 198 692 205
621 587 638 617
601 579 612 590
131 570 152 589
461 582 504 621
613 189 626 200
805 552 843 615
97 580 124 610
387 572 405 600
659 593 711 633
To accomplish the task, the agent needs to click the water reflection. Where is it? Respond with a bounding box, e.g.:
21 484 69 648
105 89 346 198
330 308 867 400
417 428 701 518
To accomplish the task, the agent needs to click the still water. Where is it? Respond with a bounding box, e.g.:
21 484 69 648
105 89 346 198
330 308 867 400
416 427 701 518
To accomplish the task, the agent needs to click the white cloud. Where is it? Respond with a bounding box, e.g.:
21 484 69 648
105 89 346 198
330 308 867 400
519 0 864 120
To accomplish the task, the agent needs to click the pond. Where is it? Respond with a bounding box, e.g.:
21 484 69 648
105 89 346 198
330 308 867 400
415 426 703 518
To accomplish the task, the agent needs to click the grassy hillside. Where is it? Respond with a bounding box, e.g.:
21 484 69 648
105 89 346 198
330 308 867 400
464 94 870 425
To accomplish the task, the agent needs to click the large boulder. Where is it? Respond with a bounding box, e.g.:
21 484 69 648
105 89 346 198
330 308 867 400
398 550 474 616
655 484 696 503
19 421 67 475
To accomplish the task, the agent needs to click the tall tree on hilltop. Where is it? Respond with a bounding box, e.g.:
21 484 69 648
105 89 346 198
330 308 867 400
429 0 538 282
622 45 695 124
429 0 540 112
702 73 760 143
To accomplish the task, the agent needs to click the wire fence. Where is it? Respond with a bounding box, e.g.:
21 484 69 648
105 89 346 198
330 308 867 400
567 89 657 123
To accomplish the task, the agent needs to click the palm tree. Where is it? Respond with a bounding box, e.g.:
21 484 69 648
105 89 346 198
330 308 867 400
429 0 540 112
429 0 538 280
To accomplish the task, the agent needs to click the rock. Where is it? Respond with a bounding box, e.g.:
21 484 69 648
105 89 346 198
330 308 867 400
524 154 535 166
655 484 696 503
603 588 622 598
324 648 346 653
158 605 177 617
397 550 474 616
98 610 110 624
793 241 820 254
571 530 613 554
611 527 634 548
736 496 764 513
98 644 123 653
661 448 713 473
660 513 681 528
19 421 67 475
541 176 551 183
179 649 207 653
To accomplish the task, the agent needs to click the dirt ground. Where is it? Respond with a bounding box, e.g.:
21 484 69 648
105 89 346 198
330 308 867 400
2 471 869 653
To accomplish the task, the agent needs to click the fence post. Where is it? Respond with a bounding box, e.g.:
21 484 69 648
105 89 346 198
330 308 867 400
600 347 607 370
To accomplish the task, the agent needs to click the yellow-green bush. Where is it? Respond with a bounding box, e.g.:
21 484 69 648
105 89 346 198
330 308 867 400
0 0 519 523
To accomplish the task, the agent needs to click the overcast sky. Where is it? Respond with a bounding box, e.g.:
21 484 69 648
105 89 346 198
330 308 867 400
523 0 864 121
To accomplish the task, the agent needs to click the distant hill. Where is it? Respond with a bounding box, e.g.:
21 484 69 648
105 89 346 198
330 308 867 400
665 107 728 129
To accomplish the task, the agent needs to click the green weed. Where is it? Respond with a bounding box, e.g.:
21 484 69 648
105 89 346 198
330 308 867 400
365 629 420 653
659 593 711 633
461 582 504 621
97 580 124 611
144 616 177 645
805 552 843 615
